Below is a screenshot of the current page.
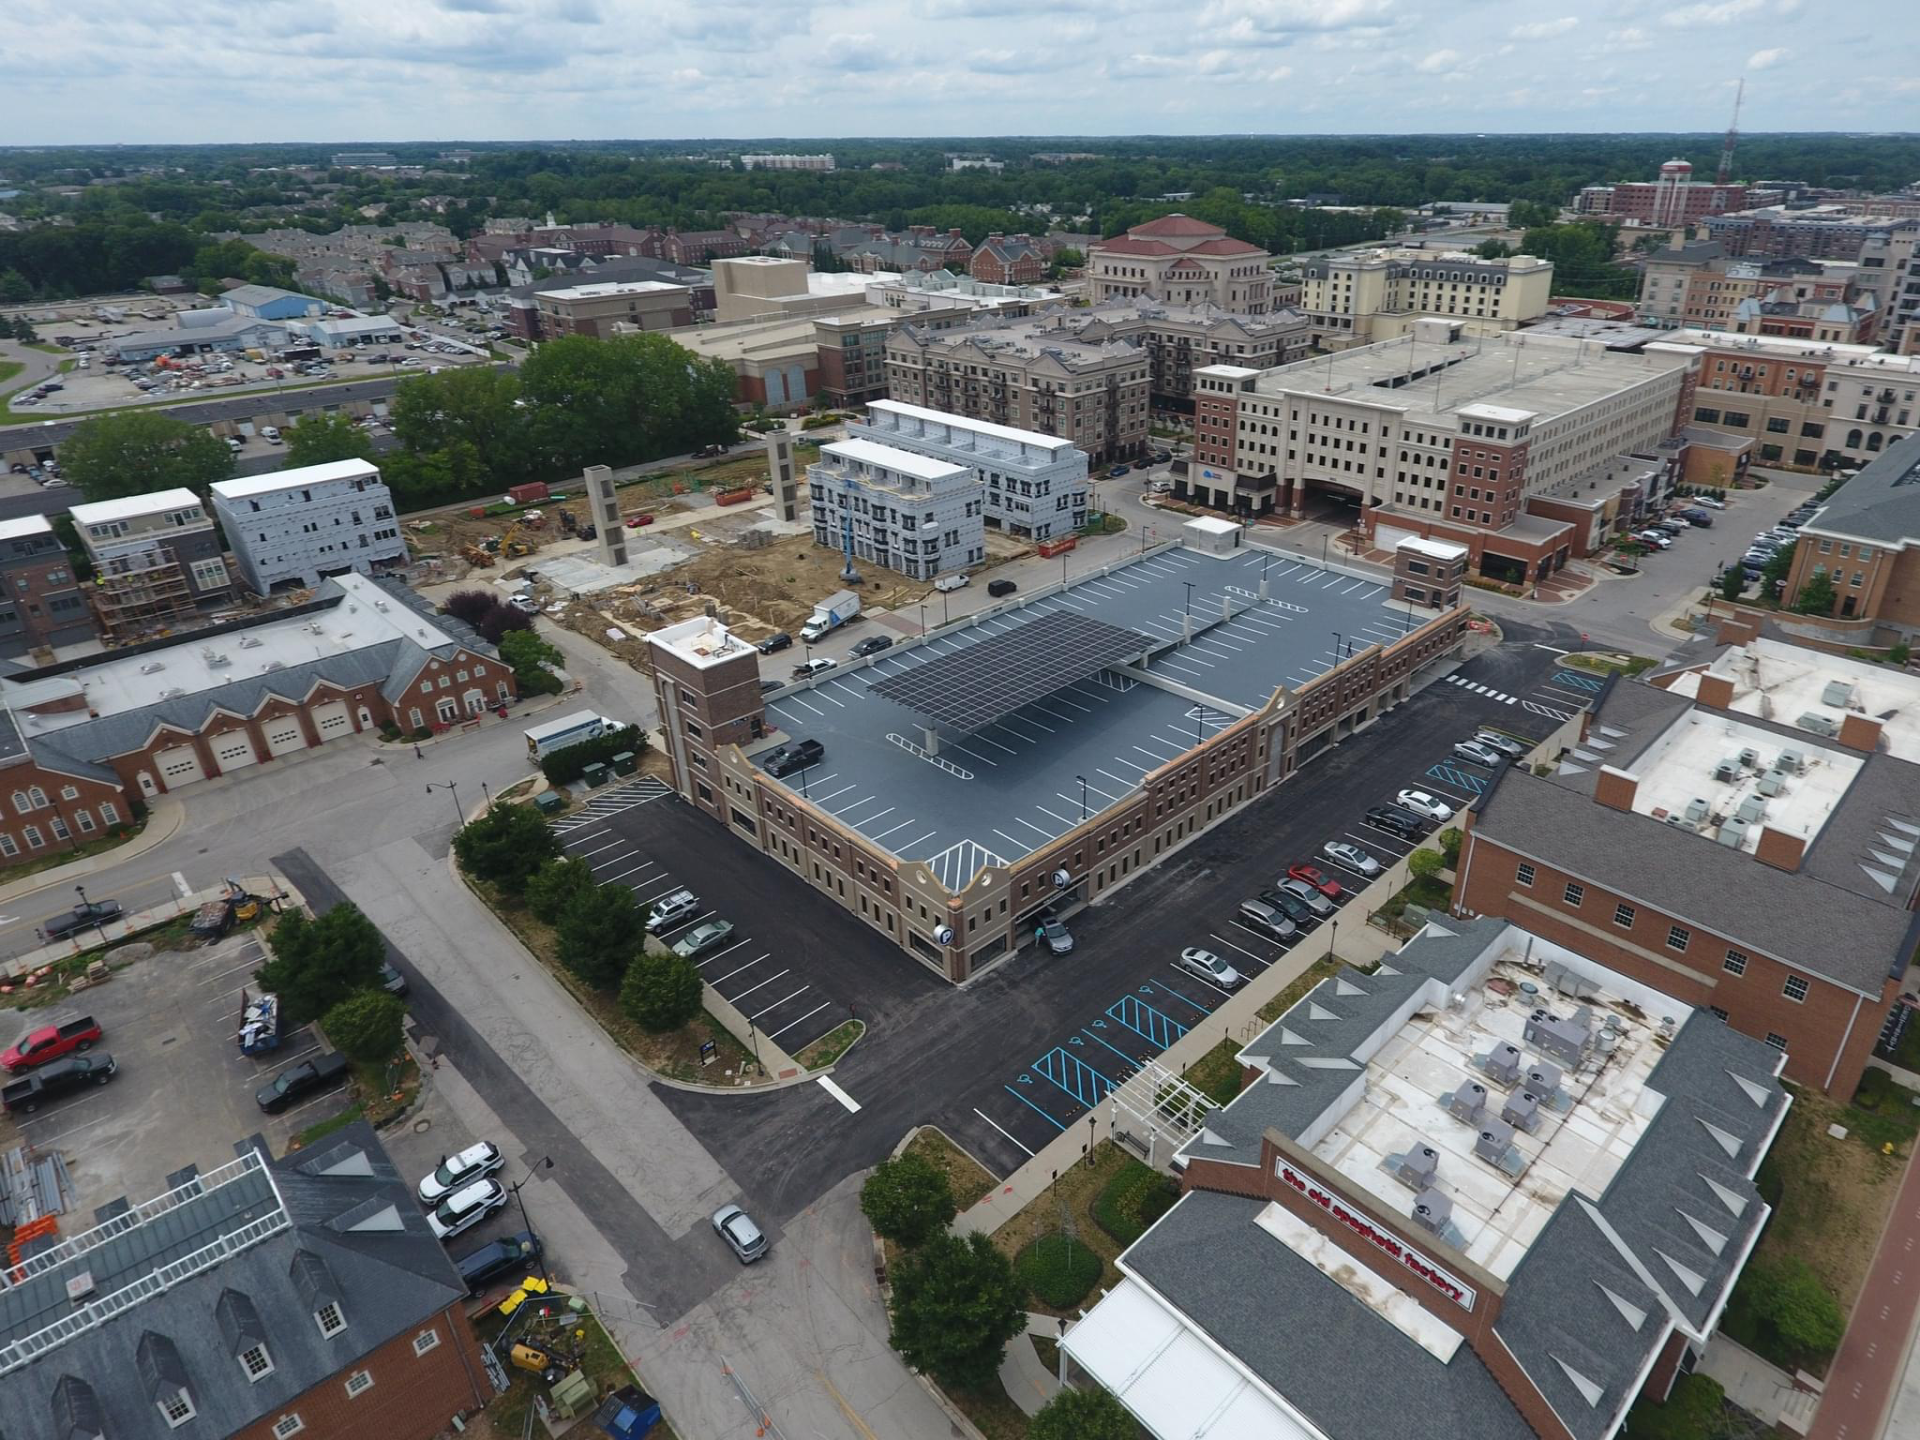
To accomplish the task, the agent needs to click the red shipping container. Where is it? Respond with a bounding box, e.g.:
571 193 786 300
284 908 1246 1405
508 482 550 505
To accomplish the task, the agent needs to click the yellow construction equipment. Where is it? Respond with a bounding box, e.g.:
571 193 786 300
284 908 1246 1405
501 523 536 559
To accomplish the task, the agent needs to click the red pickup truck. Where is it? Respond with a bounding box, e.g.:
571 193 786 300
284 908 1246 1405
3 1016 103 1073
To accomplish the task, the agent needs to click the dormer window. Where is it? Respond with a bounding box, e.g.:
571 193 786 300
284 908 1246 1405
240 1343 274 1380
315 1301 346 1337
159 1388 197 1428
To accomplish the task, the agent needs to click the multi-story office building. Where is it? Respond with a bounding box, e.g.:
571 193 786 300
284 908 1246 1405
886 312 1151 465
70 488 233 642
851 400 1089 543
532 278 693 338
807 436 985 580
1661 328 1920 469
1705 206 1913 261
0 515 93 657
1086 215 1274 313
211 459 407 595
1573 158 1757 225
1190 323 1702 581
1295 247 1555 349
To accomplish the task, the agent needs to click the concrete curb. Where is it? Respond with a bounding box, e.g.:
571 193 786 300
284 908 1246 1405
0 797 186 907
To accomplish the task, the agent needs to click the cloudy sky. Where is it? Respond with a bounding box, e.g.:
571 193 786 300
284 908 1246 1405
4 0 1913 145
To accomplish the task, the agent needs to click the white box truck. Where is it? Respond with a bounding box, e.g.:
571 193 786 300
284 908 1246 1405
525 711 622 761
800 589 862 644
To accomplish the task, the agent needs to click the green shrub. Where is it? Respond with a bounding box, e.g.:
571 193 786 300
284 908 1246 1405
1014 1233 1103 1308
1438 827 1463 865
321 989 406 1063
1093 1160 1178 1246
1624 1372 1724 1440
540 725 646 785
1029 1388 1135 1440
412 726 433 741
378 723 402 742
618 948 702 1031
1892 642 1912 666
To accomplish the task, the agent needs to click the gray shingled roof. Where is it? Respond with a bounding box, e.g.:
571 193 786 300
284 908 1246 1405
0 1123 469 1439
1474 767 1914 995
1800 432 1920 545
1125 1189 1539 1440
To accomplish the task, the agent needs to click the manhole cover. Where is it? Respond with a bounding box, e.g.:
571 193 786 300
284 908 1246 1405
413 1118 431 1134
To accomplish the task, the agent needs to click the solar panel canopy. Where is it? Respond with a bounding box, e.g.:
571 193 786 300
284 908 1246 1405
870 611 1152 733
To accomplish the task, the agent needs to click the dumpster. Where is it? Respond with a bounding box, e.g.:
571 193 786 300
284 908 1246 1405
593 1384 663 1439
582 762 609 788
611 750 637 776
534 791 565 815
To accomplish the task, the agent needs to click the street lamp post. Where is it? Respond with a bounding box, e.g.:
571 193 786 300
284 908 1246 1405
425 780 462 827
1183 581 1194 617
1332 631 1343 665
508 1157 555 1286
75 883 108 944
1076 774 1088 823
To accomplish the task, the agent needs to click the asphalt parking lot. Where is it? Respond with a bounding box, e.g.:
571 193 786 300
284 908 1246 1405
2 930 354 1216
657 632 1586 1209
553 774 938 1059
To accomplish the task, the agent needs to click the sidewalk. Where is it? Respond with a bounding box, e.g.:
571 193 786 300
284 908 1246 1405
1696 1333 1819 1433
1000 1314 1067 1416
1 872 285 981
0 796 185 907
1808 1143 1920 1440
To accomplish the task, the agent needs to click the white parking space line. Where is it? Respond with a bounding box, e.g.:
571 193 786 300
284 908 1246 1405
1015 816 1059 840
573 837 626 858
195 956 269 986
831 796 881 817
971 731 1019 756
868 818 916 842
787 695 826 717
749 986 810 1021
850 805 895 827
902 829 940 850
1175 966 1238 1000
974 1107 1036 1158
1205 931 1269 965
695 938 752 966
990 828 1033 854
1035 804 1076 827
714 953 770 984
766 1001 836 1042
1066 684 1111 705
1096 766 1137 789
656 909 716 935
813 784 857 803
18 1110 117 1144
631 876 683 900
949 742 1000 767
727 969 792 1002
817 1075 862 1113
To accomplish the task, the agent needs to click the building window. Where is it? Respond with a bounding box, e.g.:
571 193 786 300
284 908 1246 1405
1563 881 1584 907
1613 902 1635 929
1724 949 1748 976
240 1344 274 1381
159 1389 197 1428
1783 975 1809 1003
1709 1006 1729 1021
315 1302 346 1337
59 785 78 801
1515 862 1535 887
23 825 42 850
344 1369 374 1398
99 801 119 826
1666 925 1690 952
74 808 95 834
27 786 45 809
0 833 15 857
272 1416 305 1440
1765 1032 1787 1051
412 1327 441 1357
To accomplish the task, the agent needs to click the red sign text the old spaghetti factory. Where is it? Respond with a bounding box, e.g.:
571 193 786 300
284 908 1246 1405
1278 1162 1477 1311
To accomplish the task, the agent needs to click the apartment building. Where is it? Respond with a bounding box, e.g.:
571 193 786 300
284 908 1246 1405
886 313 1151 465
740 153 835 171
1781 433 1920 627
211 459 407 595
807 436 985 580
1705 206 1913 261
1189 323 1701 581
1457 634 1920 1099
1574 158 1757 225
1858 226 1920 355
532 278 694 338
968 233 1046 286
851 399 1089 543
1064 300 1312 408
1296 247 1555 349
1661 328 1919 470
0 516 93 657
70 488 234 643
1087 214 1274 313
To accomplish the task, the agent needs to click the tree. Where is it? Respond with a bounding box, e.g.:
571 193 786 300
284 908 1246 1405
442 589 498 626
1474 238 1514 259
557 883 640 989
1761 539 1798 597
1408 848 1446 881
860 1153 956 1248
476 602 534 644
525 854 596 926
1508 199 1560 230
388 365 530 489
1793 569 1837 615
498 627 565 696
0 269 30 303
619 948 703 1031
1028 1388 1135 1440
1750 1259 1845 1363
887 1231 1027 1392
255 902 388 1024
285 412 374 467
61 410 233 501
453 800 561 896
321 989 406 1064
1716 565 1746 601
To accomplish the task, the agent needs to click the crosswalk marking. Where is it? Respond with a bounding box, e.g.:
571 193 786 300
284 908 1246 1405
1445 674 1518 704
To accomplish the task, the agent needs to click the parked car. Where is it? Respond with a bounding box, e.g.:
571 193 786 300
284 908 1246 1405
1677 509 1712 528
1396 789 1454 822
646 889 701 933
1109 465 1131 478
625 514 655 529
987 578 1018 597
43 899 122 940
1238 898 1297 942
1473 731 1526 760
849 635 894 658
1286 863 1343 899
757 631 792 654
1453 739 1506 768
1261 888 1317 927
260 426 281 444
380 961 410 997
417 1141 506 1206
792 657 837 678
255 1051 350 1113
1696 495 1727 509
1323 840 1383 875
693 443 729 458
1152 449 1172 464
428 1178 509 1242
672 919 735 959
712 1204 770 1264
1034 919 1074 955
1177 947 1244 989
1364 806 1424 840
1 1053 116 1114
934 573 971 593
1634 531 1672 550
454 1230 543 1294
765 739 824 777
1278 876 1336 916
3 1016 103 1072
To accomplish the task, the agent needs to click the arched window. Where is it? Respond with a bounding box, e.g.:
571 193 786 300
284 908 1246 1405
1848 429 1863 447
1868 433 1884 452
27 787 47 809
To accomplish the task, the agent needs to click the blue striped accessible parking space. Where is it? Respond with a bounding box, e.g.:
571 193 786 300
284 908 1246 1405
1425 759 1489 795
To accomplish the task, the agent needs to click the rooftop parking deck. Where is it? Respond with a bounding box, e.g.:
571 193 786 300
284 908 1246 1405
755 545 1425 888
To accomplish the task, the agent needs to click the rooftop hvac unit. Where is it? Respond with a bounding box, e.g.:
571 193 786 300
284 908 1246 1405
1448 1080 1489 1125
1483 1042 1522 1086
1757 773 1785 797
1737 747 1760 769
1684 797 1712 825
1526 1007 1594 1066
1719 815 1752 848
1525 1060 1563 1099
1775 747 1807 774
1736 795 1767 824
1395 1144 1440 1191
1475 1119 1517 1165
1822 679 1855 708
139 661 165 674
1713 757 1740 783
1502 1089 1542 1134
238 635 263 649
1796 713 1841 738
1411 1188 1453 1237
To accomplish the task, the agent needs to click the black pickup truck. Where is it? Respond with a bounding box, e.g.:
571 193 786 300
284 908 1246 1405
255 1052 351 1114
2 1053 117 1114
43 900 122 940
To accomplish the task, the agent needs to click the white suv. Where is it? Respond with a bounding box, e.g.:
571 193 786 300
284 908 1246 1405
427 1179 508 1241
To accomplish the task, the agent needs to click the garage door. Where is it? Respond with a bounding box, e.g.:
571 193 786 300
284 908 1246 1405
311 701 353 741
155 746 206 789
211 732 258 773
264 719 307 757
1373 524 1416 556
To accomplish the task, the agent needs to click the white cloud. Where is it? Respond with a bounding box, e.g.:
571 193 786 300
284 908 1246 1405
1196 0 1397 38
1415 48 1460 74
1511 17 1578 40
1747 46 1788 68
1664 0 1765 26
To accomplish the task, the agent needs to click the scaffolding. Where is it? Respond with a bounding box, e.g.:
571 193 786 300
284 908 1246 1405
86 543 210 643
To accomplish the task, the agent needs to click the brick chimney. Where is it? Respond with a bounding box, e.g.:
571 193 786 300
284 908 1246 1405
1695 674 1736 710
1754 825 1806 872
1838 711 1884 753
1594 765 1638 812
